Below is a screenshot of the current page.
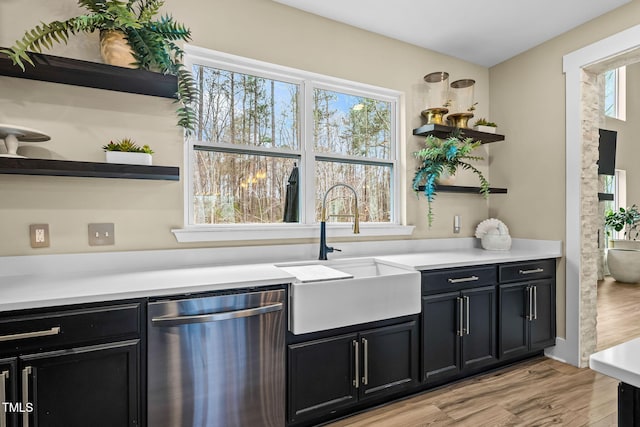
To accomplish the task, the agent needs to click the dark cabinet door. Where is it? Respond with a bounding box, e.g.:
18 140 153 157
0 357 17 427
422 291 461 383
529 279 556 350
288 333 358 423
461 285 497 371
498 282 529 359
359 321 419 400
20 339 140 427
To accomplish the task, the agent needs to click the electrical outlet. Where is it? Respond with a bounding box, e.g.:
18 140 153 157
88 223 115 246
453 215 461 234
29 224 50 248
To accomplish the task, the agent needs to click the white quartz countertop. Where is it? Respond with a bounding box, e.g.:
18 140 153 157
590 338 640 388
0 264 296 312
376 247 560 270
0 238 562 312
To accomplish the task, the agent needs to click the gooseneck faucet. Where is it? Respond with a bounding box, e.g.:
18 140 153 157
319 183 360 260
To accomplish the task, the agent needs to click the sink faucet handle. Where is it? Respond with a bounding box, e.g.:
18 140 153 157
333 247 342 252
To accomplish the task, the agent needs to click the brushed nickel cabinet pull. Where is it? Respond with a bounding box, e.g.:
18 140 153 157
464 296 470 335
527 286 533 321
353 340 359 389
519 268 544 275
457 297 464 337
22 366 31 427
533 286 538 320
0 326 60 342
448 276 479 284
362 338 369 386
0 370 8 427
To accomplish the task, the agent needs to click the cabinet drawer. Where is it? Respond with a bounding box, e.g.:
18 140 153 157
0 302 142 356
422 265 497 294
499 259 555 283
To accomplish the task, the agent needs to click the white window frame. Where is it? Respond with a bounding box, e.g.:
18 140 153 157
604 66 626 121
172 45 413 243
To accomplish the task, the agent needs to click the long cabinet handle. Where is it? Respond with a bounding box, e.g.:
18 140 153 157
457 297 464 337
22 367 31 427
527 286 533 321
0 370 8 427
533 286 538 320
519 268 544 275
362 338 369 386
464 296 470 335
353 340 359 389
448 276 479 284
0 326 60 343
151 303 282 326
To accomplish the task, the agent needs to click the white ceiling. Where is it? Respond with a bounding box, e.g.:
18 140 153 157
273 0 631 67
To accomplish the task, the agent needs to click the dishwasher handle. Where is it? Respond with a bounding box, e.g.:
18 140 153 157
151 302 283 326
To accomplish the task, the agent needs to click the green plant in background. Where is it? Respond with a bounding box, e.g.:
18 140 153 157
474 118 497 127
605 204 640 240
412 131 490 226
103 138 153 154
0 0 198 133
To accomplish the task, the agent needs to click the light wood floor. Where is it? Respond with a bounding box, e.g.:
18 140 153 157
325 278 640 427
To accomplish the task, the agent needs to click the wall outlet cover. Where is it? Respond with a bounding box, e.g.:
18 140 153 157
29 224 50 248
88 223 115 246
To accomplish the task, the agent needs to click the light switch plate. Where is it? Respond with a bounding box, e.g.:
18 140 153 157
29 224 50 248
88 223 115 246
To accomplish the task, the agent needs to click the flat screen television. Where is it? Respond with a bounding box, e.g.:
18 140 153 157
598 128 617 176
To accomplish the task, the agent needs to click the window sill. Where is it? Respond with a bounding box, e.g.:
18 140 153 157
172 223 415 243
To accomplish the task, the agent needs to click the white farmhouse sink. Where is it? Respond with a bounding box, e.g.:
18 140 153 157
278 258 421 335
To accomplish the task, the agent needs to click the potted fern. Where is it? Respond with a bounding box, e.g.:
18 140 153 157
103 138 154 165
412 132 490 226
0 0 198 133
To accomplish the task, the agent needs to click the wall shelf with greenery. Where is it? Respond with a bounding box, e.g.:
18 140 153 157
416 184 508 194
0 157 179 181
0 49 177 99
413 124 505 143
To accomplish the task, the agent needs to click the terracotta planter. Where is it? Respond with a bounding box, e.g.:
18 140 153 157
100 30 137 68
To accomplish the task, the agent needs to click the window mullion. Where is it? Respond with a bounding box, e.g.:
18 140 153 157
302 81 316 225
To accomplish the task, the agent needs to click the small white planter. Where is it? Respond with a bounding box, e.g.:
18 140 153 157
474 125 497 134
105 151 152 165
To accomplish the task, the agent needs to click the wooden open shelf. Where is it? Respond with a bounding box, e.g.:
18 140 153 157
413 124 505 143
0 157 179 181
0 49 177 98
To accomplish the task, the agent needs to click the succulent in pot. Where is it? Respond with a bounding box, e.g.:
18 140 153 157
103 138 153 165
1 0 198 133
473 118 498 134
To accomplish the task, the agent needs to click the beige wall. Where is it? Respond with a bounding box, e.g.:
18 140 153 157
489 0 640 338
605 62 640 206
0 0 491 256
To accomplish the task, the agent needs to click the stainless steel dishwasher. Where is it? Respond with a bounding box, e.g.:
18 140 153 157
147 288 285 427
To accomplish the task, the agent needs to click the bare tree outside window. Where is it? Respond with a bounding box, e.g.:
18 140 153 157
188 58 397 227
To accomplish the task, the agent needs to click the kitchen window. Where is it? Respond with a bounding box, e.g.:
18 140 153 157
173 46 412 242
604 66 626 121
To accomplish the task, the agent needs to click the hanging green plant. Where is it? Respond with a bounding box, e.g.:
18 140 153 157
412 131 490 226
1 0 198 133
